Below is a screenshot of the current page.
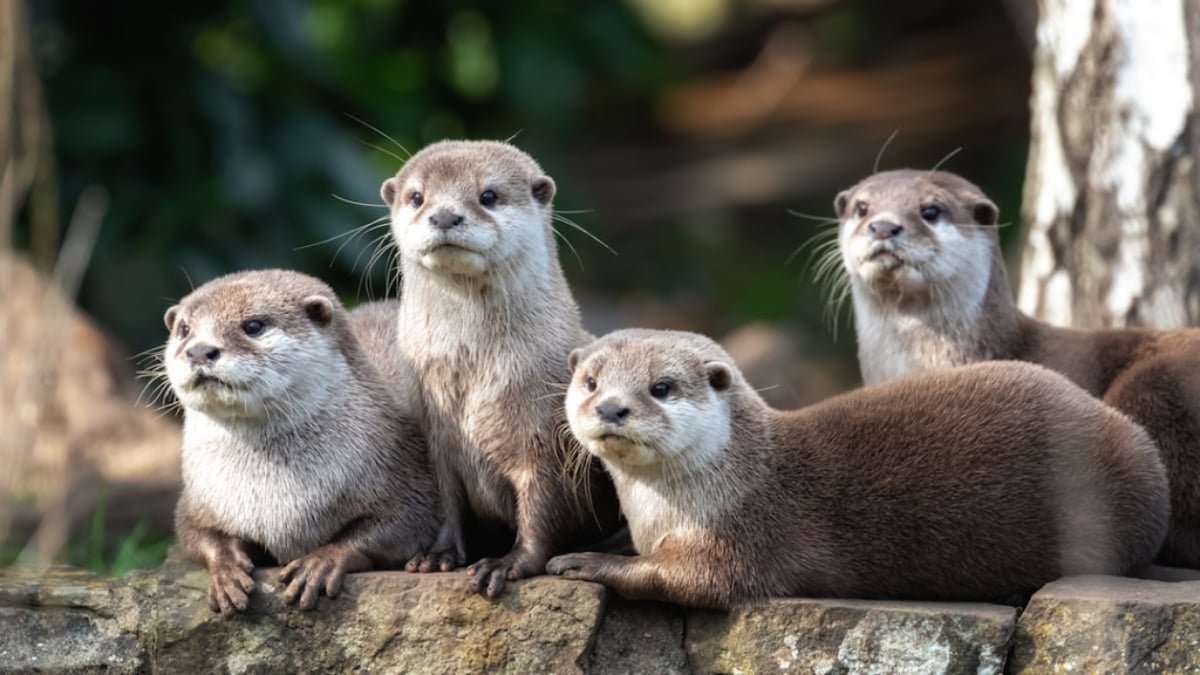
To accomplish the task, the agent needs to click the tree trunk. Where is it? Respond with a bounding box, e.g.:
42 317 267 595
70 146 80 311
1017 0 1200 329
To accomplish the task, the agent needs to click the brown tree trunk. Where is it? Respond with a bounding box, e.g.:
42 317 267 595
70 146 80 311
1017 0 1200 329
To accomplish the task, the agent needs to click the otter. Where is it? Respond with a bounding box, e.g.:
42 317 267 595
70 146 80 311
834 169 1200 568
166 270 437 615
545 329 1169 609
380 140 621 597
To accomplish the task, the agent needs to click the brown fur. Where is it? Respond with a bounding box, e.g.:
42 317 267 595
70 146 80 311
835 170 1200 567
547 329 1169 609
167 271 437 615
381 140 621 596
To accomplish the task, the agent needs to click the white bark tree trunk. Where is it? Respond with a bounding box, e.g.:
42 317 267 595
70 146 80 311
1018 0 1200 329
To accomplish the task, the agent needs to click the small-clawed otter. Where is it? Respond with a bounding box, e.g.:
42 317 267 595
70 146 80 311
166 270 437 615
381 140 621 596
546 329 1168 609
834 169 1200 568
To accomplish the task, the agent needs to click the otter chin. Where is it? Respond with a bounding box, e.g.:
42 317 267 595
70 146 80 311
419 245 488 276
547 328 1168 609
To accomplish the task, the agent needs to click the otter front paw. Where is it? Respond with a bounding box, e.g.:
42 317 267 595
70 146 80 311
207 551 256 617
405 548 461 573
466 551 546 598
546 552 607 582
279 548 367 610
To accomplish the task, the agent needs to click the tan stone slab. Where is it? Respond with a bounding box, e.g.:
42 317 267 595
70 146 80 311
686 597 1017 675
1009 575 1200 674
149 559 607 674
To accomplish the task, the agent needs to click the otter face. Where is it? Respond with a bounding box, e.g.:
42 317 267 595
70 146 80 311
834 170 997 296
565 331 734 472
381 140 556 277
163 271 341 422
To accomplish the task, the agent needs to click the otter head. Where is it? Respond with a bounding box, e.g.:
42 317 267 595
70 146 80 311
565 329 738 473
381 140 556 278
163 270 345 422
834 170 998 299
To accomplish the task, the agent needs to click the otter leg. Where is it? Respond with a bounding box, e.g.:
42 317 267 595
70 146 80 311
176 508 256 617
465 464 564 598
546 547 734 609
278 517 385 610
406 452 467 573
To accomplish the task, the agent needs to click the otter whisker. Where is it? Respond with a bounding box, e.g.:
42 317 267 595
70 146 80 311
345 113 412 159
552 213 617 256
873 128 901 174
929 147 963 174
332 194 389 209
786 209 839 225
553 227 586 272
786 226 839 266
355 138 408 165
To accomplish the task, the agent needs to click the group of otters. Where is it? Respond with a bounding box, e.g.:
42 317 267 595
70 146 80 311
164 140 1199 617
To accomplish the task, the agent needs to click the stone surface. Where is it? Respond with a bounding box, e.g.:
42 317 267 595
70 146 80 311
588 597 688 675
0 566 146 673
7 564 1200 674
686 598 1016 675
1009 575 1200 674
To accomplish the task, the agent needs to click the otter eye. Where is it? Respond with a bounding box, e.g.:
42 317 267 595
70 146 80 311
409 191 424 208
854 201 868 218
650 381 671 399
585 376 597 393
479 189 498 207
178 322 191 338
920 205 942 223
242 319 266 337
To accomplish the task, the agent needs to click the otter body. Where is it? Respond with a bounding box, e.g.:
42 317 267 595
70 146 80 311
835 169 1200 567
547 329 1169 609
382 140 620 596
167 270 437 615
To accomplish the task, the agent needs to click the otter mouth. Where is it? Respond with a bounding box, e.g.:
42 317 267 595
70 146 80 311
863 244 904 271
187 372 233 390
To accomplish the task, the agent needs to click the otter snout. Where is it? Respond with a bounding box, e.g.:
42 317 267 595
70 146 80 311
867 220 903 241
596 401 631 424
187 343 221 366
429 210 465 230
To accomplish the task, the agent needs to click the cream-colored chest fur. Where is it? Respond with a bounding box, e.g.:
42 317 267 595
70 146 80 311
181 417 367 563
852 283 990 386
613 471 727 554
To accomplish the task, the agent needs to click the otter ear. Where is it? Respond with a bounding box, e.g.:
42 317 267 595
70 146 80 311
381 178 399 208
302 295 335 327
531 176 556 206
163 305 181 332
567 348 583 372
834 190 851 219
705 362 733 392
974 199 998 227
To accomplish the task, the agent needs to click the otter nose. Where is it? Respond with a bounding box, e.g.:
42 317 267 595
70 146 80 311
867 220 903 240
186 343 221 366
429 211 465 230
595 402 630 424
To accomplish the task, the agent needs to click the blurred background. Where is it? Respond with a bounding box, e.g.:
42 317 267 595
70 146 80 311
2 0 1035 572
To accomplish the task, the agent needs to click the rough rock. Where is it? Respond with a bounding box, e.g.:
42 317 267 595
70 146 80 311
687 598 1016 675
1009 575 1200 674
7 562 1200 674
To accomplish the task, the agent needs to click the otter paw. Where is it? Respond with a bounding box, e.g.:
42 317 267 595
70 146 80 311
466 553 543 598
207 558 256 617
546 553 603 581
279 551 350 611
405 549 460 574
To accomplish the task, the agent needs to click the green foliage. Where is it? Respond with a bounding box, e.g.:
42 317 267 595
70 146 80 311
29 0 670 356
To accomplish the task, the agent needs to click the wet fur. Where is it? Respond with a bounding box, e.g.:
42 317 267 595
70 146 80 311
382 140 620 595
547 329 1169 609
167 270 437 615
836 169 1200 568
